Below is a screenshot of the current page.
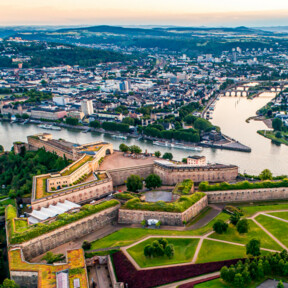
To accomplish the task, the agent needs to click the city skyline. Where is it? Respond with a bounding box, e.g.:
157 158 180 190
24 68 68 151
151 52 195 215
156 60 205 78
1 0 288 26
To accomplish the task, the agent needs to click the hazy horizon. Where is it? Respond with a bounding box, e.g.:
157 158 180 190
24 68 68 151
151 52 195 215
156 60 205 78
1 0 288 27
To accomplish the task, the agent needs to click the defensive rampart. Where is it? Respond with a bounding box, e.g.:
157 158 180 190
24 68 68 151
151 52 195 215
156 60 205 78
10 204 120 260
206 187 288 203
118 195 208 226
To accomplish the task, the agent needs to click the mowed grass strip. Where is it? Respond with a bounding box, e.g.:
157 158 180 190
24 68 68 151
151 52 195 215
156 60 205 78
90 213 230 250
127 238 199 268
256 214 288 248
194 278 268 288
208 220 282 251
195 240 248 264
268 212 288 221
241 203 288 217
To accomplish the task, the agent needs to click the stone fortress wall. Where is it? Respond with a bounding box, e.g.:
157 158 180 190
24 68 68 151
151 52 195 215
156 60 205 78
154 162 239 186
118 195 208 226
10 204 120 260
31 174 113 210
108 164 154 186
206 186 288 203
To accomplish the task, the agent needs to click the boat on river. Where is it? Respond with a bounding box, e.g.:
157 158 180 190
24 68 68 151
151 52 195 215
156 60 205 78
112 134 127 140
37 124 61 131
153 141 202 152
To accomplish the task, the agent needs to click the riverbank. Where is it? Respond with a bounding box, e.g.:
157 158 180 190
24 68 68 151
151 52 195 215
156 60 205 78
257 130 288 146
1 118 252 153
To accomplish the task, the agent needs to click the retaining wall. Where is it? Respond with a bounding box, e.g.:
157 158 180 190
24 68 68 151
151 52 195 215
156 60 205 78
206 187 288 203
11 204 120 260
118 195 208 226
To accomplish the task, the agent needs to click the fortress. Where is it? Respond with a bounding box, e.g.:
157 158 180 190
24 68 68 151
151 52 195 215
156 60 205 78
14 133 238 211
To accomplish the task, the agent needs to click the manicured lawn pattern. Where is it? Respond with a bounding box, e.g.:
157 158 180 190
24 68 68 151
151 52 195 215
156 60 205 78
127 238 199 268
241 203 288 217
196 240 247 263
209 220 282 251
268 211 288 221
90 213 230 250
256 214 288 247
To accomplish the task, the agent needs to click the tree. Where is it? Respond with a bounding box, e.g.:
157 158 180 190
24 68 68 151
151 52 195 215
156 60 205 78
66 117 79 126
276 131 282 138
154 151 161 158
41 252 65 264
259 169 273 181
162 152 173 160
277 280 284 288
165 244 174 258
122 117 135 126
220 266 230 282
1 279 19 288
230 213 240 226
119 143 129 153
233 273 244 288
89 120 101 128
82 240 91 250
272 118 282 131
129 145 142 154
182 158 187 164
237 219 249 234
125 174 143 192
0 145 3 153
213 220 228 234
246 239 261 256
144 244 152 257
145 174 162 189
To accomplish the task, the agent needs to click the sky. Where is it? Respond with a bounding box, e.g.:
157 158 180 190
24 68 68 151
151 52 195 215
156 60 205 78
1 0 288 27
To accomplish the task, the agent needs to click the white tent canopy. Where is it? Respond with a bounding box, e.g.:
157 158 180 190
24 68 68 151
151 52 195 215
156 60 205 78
28 200 80 224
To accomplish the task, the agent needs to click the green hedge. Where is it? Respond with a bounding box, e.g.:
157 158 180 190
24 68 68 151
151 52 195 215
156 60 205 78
114 192 136 200
173 179 193 195
198 179 288 192
6 200 119 244
123 192 206 213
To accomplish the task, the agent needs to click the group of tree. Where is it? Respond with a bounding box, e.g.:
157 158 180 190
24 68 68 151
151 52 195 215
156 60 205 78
119 143 142 154
229 212 250 234
0 147 70 198
41 251 65 264
144 238 174 259
65 117 79 126
220 249 288 287
0 279 19 288
102 122 130 133
126 173 162 192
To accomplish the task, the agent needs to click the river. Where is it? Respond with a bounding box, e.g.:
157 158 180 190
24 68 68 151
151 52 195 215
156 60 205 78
0 95 287 176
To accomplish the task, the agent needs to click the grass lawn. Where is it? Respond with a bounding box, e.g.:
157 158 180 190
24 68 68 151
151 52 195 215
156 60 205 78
256 214 288 247
90 213 230 250
194 278 270 288
208 220 282 251
258 130 288 146
14 219 28 233
241 203 288 217
268 212 288 221
195 240 248 264
127 238 199 268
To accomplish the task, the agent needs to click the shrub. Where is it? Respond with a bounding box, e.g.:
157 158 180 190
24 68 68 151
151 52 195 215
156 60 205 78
213 220 228 234
82 240 91 250
114 192 136 200
123 192 205 213
199 179 288 192
236 219 249 234
41 252 65 264
230 213 240 226
145 174 162 189
246 239 261 256
6 200 119 244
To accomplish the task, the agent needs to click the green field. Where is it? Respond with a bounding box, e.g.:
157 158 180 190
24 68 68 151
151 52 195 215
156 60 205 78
268 212 288 221
256 214 288 247
258 130 288 146
195 240 248 263
127 238 199 268
194 278 270 288
209 220 282 251
90 213 230 250
241 203 288 217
